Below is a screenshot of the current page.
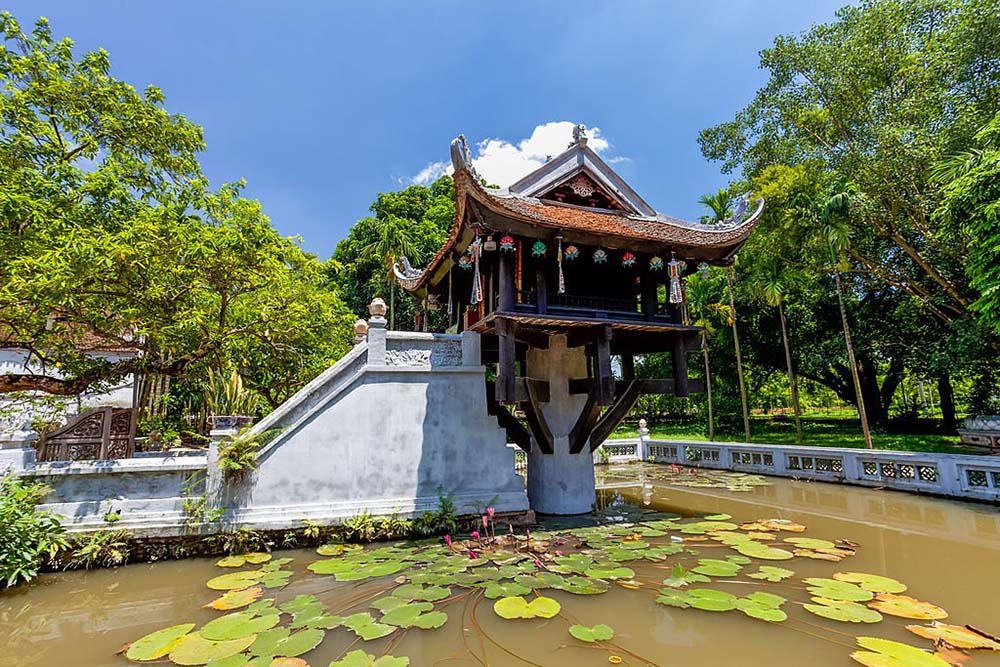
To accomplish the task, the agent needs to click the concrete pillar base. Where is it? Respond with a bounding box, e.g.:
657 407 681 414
525 335 596 515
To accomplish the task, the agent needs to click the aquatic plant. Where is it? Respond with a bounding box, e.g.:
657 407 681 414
0 475 68 587
66 529 131 569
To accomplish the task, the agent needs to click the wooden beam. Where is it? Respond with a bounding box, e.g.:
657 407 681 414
590 380 643 451
490 403 531 453
621 353 635 381
521 380 553 454
513 327 550 350
496 317 516 405
569 388 602 454
488 379 550 405
569 377 706 396
672 335 689 397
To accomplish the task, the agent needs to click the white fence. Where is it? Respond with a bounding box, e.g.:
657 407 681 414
598 437 1000 503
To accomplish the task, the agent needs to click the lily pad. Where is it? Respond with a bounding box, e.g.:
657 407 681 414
328 650 409 666
737 593 787 622
679 521 739 535
868 594 948 620
748 566 794 582
249 628 324 660
734 542 795 561
206 588 265 611
316 543 362 557
217 553 271 568
482 581 532 599
851 637 951 667
686 589 738 612
125 624 196 661
692 559 742 577
661 564 710 588
382 602 447 630
906 623 1000 650
207 571 265 591
343 613 396 641
833 572 908 594
804 578 874 602
584 565 635 580
493 595 561 620
805 598 883 623
201 611 280 641
168 633 257 665
569 624 615 642
391 583 450 602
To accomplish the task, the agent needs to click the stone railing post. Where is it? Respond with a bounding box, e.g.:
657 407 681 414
461 330 481 366
367 297 388 366
638 418 650 460
0 426 38 473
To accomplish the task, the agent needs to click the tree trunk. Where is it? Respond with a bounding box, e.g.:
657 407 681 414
833 260 873 449
702 333 714 441
937 374 956 432
727 269 751 442
390 283 395 330
778 301 803 445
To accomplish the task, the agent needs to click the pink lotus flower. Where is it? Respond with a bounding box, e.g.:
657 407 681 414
554 550 564 557
468 550 480 559
443 534 453 548
487 507 495 520
471 531 480 541
534 559 542 568
482 515 488 529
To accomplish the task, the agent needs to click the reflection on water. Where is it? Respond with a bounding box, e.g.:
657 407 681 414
2 462 999 666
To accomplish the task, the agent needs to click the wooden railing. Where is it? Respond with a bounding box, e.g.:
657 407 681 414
36 407 136 462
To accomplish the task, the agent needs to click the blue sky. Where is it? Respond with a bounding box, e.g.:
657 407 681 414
8 1 848 258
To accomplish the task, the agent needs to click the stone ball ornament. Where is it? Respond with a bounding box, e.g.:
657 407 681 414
353 319 369 336
368 297 388 318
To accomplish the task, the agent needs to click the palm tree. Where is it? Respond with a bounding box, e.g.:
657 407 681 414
699 189 732 223
756 262 804 445
701 190 751 442
685 273 732 440
363 214 417 330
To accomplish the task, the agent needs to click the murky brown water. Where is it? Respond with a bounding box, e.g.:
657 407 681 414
3 463 999 667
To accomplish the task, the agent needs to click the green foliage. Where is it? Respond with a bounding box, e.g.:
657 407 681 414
207 527 271 556
216 429 282 479
203 367 259 417
0 475 68 586
411 492 458 537
0 13 354 402
66 529 131 569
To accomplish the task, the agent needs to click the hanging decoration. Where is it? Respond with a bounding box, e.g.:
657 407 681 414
556 235 566 294
499 235 516 252
457 254 473 270
484 235 497 252
697 261 711 277
621 251 637 268
649 255 664 272
564 244 579 261
447 269 453 318
531 240 547 257
593 248 608 264
469 237 484 305
668 254 686 304
516 239 523 302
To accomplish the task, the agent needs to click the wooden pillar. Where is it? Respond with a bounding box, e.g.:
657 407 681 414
672 335 689 397
496 317 517 405
535 263 548 314
596 325 614 405
499 252 514 312
640 271 657 321
621 353 635 381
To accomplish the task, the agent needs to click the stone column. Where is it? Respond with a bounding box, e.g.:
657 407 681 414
367 298 388 366
0 426 38 473
526 334 596 515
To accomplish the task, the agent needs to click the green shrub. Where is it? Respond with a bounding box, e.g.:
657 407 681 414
217 429 282 479
66 530 131 569
0 476 68 586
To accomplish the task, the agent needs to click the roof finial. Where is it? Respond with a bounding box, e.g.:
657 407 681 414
571 123 588 147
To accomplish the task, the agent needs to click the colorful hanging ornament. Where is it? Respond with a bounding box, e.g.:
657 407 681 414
649 255 664 272
697 261 711 277
499 235 516 252
668 254 684 304
621 251 637 268
556 236 566 294
457 254 473 270
447 269 453 318
593 248 608 264
469 237 483 305
564 244 579 261
531 240 547 257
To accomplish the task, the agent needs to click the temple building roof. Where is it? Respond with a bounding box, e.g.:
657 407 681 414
395 127 763 293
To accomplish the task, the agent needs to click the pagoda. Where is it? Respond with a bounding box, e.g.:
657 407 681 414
396 126 763 514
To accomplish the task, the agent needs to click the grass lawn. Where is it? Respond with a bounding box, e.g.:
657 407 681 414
611 416 973 454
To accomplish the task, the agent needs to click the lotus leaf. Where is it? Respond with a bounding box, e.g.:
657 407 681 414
246 600 278 615
382 603 447 629
739 519 806 533
328 649 409 666
201 611 281 641
833 573 908 594
553 576 610 595
307 560 348 575
204 655 250 667
906 623 1000 650
279 595 320 614
259 571 293 588
804 578 874 602
804 598 883 623
482 581 532 599
391 584 450 602
584 565 635 580
692 559 742 577
850 637 951 667
737 600 787 622
207 588 265 611
868 594 948 620
125 623 196 661
315 543 361 557
207 571 266 591
661 564 710 588
248 627 324 661
783 537 836 550
168 633 257 665
686 589 738 612
679 521 738 534
269 659 308 667
747 566 794 582
370 597 407 612
569 624 615 642
343 613 395 641
492 595 561 619
733 542 795 561
655 590 690 608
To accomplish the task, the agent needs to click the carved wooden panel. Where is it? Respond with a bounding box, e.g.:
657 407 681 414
37 408 136 462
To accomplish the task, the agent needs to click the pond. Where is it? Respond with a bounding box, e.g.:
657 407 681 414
2 463 999 667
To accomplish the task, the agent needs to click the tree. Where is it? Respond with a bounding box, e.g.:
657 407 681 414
0 14 353 400
685 272 733 440
698 189 732 223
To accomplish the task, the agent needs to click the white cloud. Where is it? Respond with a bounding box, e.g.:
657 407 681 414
409 121 625 188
